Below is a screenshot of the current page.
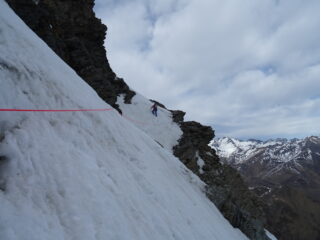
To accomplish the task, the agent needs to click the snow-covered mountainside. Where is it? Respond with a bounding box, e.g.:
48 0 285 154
117 94 182 151
3 1 275 239
0 1 251 239
210 136 320 175
211 137 320 240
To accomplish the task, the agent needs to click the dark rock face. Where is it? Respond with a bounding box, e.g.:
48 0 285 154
5 0 135 111
170 110 185 124
173 122 269 240
173 121 214 172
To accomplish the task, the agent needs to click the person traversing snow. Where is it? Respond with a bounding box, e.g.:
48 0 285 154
151 103 158 117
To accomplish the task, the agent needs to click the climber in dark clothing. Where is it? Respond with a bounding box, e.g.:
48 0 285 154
151 103 158 117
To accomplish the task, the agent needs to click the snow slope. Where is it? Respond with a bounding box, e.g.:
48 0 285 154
117 94 182 151
0 2 247 240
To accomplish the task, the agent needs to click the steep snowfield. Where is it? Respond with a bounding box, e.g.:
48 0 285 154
117 94 182 151
0 2 248 240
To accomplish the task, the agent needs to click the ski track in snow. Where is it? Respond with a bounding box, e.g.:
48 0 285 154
0 1 248 240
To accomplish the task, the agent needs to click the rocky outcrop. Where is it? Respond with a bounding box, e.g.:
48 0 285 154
173 121 215 172
173 121 269 240
5 0 135 111
170 110 185 124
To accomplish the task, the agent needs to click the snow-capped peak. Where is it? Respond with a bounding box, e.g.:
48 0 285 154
211 136 319 167
210 137 257 159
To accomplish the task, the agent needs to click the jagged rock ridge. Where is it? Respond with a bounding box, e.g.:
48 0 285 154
173 121 269 240
5 0 135 111
5 1 270 239
0 3 255 238
212 137 320 240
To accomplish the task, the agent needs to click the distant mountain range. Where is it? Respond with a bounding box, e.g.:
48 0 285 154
211 136 320 240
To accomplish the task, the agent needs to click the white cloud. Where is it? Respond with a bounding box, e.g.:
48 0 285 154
94 0 320 139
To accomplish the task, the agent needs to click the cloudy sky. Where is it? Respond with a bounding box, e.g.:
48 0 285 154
94 0 320 140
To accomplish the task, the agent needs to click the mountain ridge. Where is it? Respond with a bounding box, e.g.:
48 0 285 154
4 0 273 239
212 136 320 240
0 1 251 239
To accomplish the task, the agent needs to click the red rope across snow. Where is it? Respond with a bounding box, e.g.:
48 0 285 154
0 108 152 125
0 108 113 112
